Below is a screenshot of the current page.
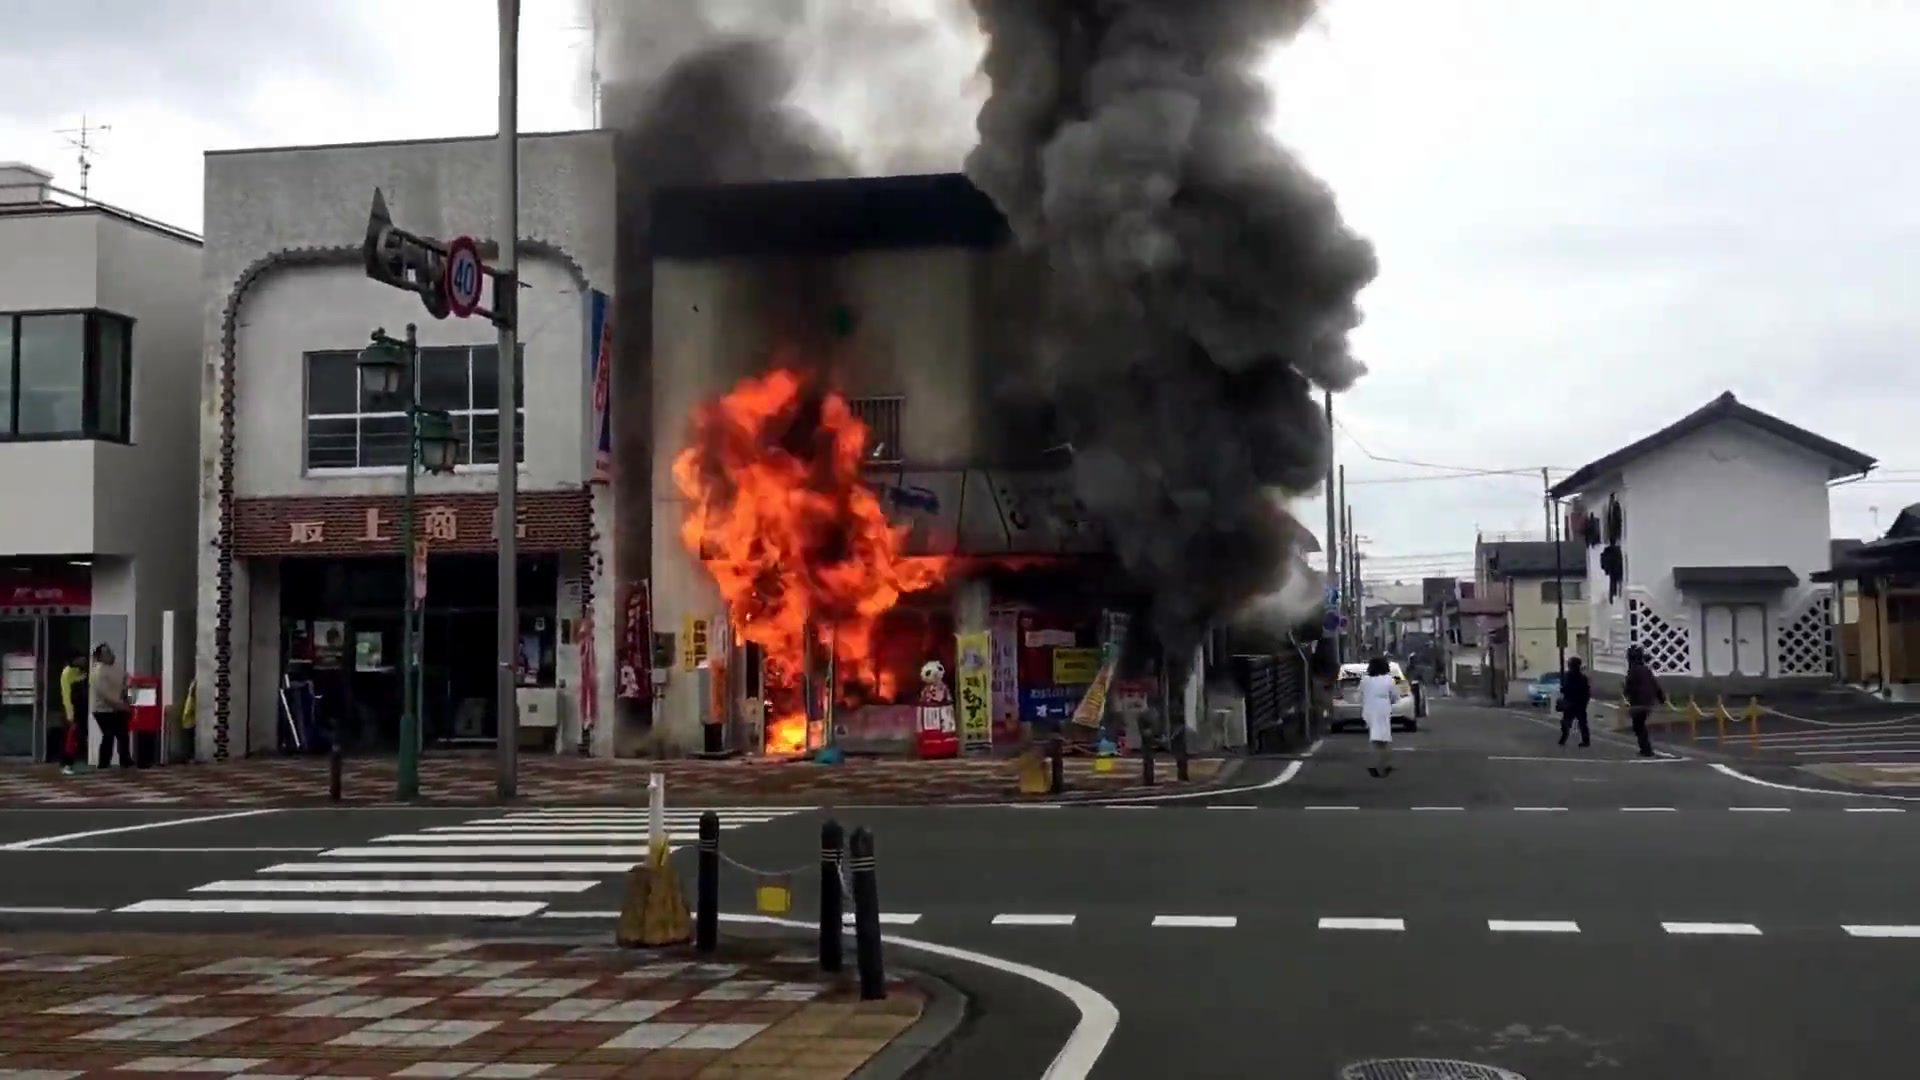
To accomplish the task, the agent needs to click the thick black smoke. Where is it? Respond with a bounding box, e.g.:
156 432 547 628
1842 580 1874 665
965 0 1378 653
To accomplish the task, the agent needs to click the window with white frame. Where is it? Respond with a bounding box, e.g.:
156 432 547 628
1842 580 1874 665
303 345 524 472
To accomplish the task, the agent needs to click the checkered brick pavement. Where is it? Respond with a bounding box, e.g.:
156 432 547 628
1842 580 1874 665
0 933 925 1078
0 754 1225 807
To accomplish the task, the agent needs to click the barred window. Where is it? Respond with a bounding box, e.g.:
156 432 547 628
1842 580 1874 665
848 395 903 466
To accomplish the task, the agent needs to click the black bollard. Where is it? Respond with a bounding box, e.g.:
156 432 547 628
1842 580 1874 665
1173 722 1190 782
1048 736 1065 795
819 819 844 973
695 811 720 953
328 741 343 803
1141 721 1157 786
848 826 885 1000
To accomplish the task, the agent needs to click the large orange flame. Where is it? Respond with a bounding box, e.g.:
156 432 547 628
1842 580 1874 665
672 362 949 754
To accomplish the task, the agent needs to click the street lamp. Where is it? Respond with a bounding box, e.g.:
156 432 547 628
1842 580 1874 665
357 324 459 800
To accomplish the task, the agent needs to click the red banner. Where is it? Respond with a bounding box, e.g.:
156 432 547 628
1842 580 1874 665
1 582 90 608
617 580 653 701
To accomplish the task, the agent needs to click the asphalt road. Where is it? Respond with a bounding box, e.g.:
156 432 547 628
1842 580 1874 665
6 702 1920 1078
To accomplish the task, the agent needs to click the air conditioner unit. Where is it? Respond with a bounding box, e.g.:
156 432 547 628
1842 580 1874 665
517 687 559 729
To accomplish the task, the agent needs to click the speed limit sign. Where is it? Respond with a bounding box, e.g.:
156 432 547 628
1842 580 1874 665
443 235 484 318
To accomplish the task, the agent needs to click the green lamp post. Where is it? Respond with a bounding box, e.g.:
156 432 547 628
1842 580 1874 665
357 325 459 800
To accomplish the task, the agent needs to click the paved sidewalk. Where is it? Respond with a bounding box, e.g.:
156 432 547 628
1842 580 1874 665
0 755 1226 808
0 933 929 1079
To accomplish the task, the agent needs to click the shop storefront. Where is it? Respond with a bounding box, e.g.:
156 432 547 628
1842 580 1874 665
0 574 94 761
231 490 591 754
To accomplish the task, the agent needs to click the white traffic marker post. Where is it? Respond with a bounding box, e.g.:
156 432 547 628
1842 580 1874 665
648 772 667 863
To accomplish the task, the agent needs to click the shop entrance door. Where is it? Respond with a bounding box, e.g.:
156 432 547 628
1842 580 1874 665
0 618 44 759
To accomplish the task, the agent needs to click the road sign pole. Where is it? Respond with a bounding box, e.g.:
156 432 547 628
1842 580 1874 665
496 0 521 799
398 324 420 802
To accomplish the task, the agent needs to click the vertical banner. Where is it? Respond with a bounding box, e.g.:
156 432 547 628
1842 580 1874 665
956 631 993 750
584 289 614 485
990 610 1020 737
617 580 651 701
578 598 597 747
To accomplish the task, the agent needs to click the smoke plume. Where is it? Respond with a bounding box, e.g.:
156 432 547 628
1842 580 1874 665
964 0 1378 652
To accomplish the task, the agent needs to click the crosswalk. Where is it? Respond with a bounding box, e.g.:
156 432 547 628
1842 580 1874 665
116 807 810 919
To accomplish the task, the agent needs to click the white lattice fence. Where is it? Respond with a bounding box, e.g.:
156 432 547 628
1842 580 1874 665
1628 597 1693 676
1774 589 1834 676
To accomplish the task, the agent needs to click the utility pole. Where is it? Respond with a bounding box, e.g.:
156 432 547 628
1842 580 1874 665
1338 465 1349 655
496 0 523 799
55 116 110 203
1323 390 1339 665
1545 467 1568 676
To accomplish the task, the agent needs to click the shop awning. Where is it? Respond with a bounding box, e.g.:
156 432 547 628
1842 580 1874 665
1672 565 1799 590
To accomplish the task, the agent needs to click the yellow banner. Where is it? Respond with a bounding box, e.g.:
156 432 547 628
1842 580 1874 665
1052 647 1102 685
956 631 993 749
1070 657 1118 729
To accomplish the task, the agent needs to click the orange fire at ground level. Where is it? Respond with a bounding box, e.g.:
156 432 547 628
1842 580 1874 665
672 362 951 755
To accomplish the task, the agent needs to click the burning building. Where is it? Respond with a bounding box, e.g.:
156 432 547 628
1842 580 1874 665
639 172 1149 756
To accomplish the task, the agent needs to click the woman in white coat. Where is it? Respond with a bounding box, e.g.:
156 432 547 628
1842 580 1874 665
1360 656 1402 777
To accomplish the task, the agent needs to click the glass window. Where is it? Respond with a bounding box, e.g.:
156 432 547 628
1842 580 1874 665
94 314 131 441
15 314 85 435
0 321 12 429
303 344 526 472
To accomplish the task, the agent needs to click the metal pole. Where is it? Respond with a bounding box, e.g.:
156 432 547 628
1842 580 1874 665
398 324 420 801
1546 468 1567 677
1323 390 1339 667
1338 464 1349 655
495 0 521 799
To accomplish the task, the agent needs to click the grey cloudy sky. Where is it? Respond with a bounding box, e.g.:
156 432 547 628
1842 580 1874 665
2 0 1914 581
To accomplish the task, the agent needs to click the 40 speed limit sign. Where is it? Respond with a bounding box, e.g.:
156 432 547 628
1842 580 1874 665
443 235 484 318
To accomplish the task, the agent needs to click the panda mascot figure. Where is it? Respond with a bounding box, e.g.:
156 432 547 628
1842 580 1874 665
914 658 961 759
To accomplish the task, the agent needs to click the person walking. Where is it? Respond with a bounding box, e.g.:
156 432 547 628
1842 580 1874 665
1361 655 1402 778
1558 656 1592 748
1624 645 1666 758
88 644 132 769
57 653 88 775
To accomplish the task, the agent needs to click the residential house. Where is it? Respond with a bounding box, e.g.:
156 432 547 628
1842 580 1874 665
1817 515 1920 696
1439 579 1507 697
0 163 203 763
1550 391 1874 696
1478 539 1590 696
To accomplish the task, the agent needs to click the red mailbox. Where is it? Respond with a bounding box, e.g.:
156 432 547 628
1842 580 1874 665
127 674 163 735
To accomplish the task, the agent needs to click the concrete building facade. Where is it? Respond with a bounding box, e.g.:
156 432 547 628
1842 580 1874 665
0 163 204 761
194 132 619 761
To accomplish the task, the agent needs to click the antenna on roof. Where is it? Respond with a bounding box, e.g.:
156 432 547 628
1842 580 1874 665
54 115 111 203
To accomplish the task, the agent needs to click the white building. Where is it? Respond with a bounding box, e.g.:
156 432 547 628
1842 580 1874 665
1550 391 1874 693
194 133 618 762
0 163 203 762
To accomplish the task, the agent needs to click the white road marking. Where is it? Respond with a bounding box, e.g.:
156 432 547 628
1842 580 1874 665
189 879 599 895
0 905 101 915
3 846 327 853
1513 807 1568 812
1306 738 1326 757
1318 917 1405 931
1103 805 1155 811
1706 760 1920 804
1205 804 1258 811
260 861 636 875
1074 759 1302 806
840 912 921 926
727 912 1119 1080
1411 806 1466 812
321 845 656 858
1844 807 1907 813
1662 922 1762 936
1619 807 1678 813
1152 915 1237 928
1729 807 1793 813
0 808 282 850
1488 920 1581 933
1008 805 1064 810
377 832 698 842
117 899 547 917
1843 925 1920 938
1793 745 1920 755
993 914 1077 926
538 910 618 919
1305 805 1360 811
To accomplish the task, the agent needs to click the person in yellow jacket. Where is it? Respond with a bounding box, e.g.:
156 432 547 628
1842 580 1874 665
57 653 87 775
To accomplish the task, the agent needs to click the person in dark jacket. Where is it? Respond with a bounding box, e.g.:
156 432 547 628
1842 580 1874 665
1623 645 1667 757
1557 657 1592 748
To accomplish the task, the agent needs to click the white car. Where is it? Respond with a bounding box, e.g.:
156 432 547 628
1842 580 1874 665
1331 661 1419 733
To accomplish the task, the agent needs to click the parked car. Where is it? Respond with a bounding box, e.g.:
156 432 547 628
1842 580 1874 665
1526 671 1563 708
1331 661 1419 732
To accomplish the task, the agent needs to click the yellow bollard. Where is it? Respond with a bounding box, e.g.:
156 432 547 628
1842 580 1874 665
1715 696 1733 743
1745 698 1762 746
1016 749 1049 796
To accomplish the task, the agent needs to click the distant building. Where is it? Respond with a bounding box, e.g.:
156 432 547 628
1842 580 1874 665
1477 539 1590 698
0 163 202 762
1551 391 1873 695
